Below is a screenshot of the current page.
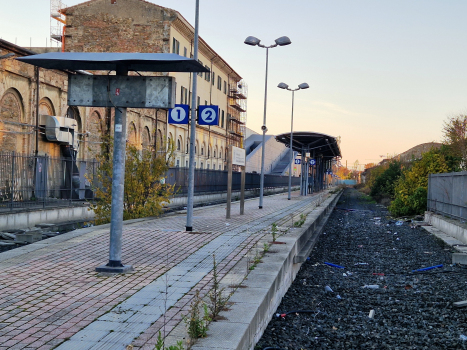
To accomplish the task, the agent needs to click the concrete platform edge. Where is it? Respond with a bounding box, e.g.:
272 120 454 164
191 190 343 350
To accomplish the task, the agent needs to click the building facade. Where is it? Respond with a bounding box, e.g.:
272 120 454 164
61 0 247 169
0 39 103 160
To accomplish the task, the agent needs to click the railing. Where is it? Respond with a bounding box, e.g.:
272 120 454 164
166 168 300 195
427 171 467 222
0 152 300 212
0 152 98 212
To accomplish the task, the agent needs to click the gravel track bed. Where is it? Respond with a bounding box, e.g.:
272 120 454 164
256 188 467 350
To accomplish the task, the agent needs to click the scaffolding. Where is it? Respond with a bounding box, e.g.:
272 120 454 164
227 79 248 149
50 0 67 46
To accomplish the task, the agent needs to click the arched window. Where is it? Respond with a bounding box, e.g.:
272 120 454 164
177 139 181 151
88 110 103 157
0 88 24 152
168 132 173 149
142 126 151 151
39 97 55 117
128 122 137 146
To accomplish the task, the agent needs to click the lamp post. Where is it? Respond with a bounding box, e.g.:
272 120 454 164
277 82 309 200
244 35 291 209
186 0 200 231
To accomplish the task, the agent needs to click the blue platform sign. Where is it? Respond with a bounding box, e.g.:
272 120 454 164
168 104 189 124
294 159 301 164
198 105 219 126
309 159 316 165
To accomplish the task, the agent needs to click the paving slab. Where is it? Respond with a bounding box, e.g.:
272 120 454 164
0 190 329 350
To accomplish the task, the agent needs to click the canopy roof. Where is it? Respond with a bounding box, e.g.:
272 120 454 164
16 52 208 73
275 131 341 159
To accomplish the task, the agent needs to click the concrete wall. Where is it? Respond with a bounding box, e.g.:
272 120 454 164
1 205 94 231
425 211 467 244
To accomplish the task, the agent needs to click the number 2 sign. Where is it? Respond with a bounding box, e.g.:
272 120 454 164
198 105 219 126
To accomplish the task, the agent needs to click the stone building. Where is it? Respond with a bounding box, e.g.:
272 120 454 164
0 38 103 159
61 0 247 170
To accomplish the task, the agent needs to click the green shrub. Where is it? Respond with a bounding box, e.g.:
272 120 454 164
389 150 449 216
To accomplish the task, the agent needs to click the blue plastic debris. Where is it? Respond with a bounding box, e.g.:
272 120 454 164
324 262 345 269
412 264 443 272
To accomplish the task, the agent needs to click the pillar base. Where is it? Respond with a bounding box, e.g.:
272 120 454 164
96 263 133 274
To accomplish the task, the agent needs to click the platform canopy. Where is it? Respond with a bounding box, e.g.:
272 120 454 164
275 131 341 158
16 52 208 73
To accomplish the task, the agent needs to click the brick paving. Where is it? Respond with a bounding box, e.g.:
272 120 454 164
0 191 327 350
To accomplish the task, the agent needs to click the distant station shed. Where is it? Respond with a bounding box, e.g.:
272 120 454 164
275 131 341 194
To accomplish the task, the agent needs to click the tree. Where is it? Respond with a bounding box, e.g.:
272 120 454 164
443 115 467 170
89 136 175 225
370 160 402 200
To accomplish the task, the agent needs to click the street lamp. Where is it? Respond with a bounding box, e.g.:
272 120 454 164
278 82 309 200
244 35 291 209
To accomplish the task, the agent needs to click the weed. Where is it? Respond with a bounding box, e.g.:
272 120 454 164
208 254 229 319
271 223 278 242
155 331 184 350
293 213 307 228
183 290 210 341
263 242 270 253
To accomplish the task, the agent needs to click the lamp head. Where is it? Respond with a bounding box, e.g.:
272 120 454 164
277 82 289 90
275 36 292 46
298 83 309 90
244 36 261 46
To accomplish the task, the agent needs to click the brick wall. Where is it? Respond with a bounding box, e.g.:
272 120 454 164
64 0 174 53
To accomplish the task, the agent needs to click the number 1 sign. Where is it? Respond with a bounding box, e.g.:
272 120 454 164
168 104 189 124
198 105 219 126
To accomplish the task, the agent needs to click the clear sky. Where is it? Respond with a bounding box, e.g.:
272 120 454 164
2 0 467 169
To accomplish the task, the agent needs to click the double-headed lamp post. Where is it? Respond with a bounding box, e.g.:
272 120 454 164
244 35 291 209
278 82 309 200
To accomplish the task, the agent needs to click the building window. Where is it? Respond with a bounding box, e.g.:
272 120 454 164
224 81 227 94
197 96 200 107
201 146 204 156
198 60 203 76
181 86 187 104
217 76 222 90
176 159 180 167
207 163 210 169
172 38 180 54
183 47 187 57
213 164 216 170
221 110 225 128
205 66 210 81
186 160 188 167
200 162 204 169
177 139 181 151
205 100 208 105
212 72 215 86
214 150 216 158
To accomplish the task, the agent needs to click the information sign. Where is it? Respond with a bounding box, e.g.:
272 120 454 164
168 104 189 124
198 105 219 126
309 159 316 165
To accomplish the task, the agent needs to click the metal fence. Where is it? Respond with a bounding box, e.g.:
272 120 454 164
166 168 301 195
0 152 98 212
0 152 300 212
427 171 467 221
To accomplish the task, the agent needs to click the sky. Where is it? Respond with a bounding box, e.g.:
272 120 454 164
2 0 467 169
